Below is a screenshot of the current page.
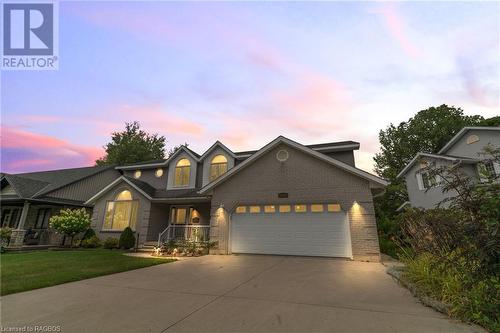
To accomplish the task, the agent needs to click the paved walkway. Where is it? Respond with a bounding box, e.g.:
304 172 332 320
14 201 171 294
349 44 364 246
1 255 483 332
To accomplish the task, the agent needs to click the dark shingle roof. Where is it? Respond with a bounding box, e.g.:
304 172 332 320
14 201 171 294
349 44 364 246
1 165 115 199
123 177 156 197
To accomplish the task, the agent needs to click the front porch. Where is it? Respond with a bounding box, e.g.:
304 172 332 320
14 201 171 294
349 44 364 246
151 203 211 247
1 201 77 248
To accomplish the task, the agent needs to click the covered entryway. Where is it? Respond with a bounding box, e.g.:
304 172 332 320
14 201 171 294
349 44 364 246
230 204 352 258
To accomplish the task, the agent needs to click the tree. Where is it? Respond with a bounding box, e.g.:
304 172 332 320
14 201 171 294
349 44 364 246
96 122 166 166
167 143 188 158
479 116 500 127
374 105 484 181
49 208 91 247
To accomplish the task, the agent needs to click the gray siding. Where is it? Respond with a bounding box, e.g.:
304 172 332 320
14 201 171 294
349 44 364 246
444 129 500 158
45 168 121 202
323 151 355 166
208 143 380 261
405 158 479 209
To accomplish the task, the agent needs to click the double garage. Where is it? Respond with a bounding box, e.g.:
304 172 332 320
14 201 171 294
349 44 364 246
230 203 352 258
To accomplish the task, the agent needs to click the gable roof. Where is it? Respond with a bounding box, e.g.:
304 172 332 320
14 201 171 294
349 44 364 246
396 152 479 179
199 141 237 160
84 176 210 204
0 166 116 200
199 136 387 194
438 126 500 154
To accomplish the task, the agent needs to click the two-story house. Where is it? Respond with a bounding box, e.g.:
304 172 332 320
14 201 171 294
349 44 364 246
86 136 387 261
397 127 500 210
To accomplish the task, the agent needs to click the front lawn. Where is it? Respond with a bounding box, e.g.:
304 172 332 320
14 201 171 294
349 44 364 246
0 249 174 295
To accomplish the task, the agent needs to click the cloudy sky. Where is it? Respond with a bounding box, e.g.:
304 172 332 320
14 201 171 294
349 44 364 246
2 1 499 174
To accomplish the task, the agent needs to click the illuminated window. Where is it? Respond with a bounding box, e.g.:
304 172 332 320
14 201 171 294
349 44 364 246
171 207 187 224
210 155 228 181
174 159 191 186
235 206 247 213
466 135 479 145
103 190 138 231
264 205 276 213
155 168 164 178
116 190 132 201
294 204 307 213
327 204 341 212
134 170 142 179
249 206 261 213
279 205 291 213
311 204 324 212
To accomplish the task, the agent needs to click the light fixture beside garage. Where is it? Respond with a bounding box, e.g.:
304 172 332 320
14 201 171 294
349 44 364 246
276 149 289 162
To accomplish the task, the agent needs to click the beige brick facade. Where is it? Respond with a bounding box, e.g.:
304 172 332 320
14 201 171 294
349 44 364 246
208 143 381 262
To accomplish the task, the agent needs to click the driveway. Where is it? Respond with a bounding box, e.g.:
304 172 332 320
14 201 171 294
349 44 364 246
1 255 482 332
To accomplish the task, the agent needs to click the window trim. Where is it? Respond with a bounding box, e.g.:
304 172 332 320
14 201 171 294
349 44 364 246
209 155 228 182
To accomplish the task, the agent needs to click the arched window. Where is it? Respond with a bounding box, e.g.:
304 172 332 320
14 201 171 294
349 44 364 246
116 190 132 201
103 190 138 231
210 155 228 181
174 158 191 186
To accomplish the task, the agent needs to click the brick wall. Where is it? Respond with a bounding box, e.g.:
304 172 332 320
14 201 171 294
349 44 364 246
208 143 381 261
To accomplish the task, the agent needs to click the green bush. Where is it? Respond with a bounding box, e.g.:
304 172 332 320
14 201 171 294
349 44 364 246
81 228 96 240
402 253 500 332
103 237 119 249
49 208 91 247
119 227 136 249
81 236 101 248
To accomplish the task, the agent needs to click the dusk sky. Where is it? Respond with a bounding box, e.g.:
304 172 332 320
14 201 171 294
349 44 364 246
1 1 499 174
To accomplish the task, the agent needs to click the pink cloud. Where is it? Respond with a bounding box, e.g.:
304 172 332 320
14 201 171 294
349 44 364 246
372 4 422 58
1 126 103 173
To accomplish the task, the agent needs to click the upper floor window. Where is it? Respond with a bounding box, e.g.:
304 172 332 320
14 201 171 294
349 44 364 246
478 161 497 181
134 170 141 179
103 190 138 231
174 159 191 187
155 168 164 178
210 155 228 181
420 172 437 190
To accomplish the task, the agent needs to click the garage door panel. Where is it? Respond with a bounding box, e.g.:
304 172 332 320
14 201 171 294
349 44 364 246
231 210 351 258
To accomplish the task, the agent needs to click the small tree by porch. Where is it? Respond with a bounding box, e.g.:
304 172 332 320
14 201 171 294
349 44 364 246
49 208 91 247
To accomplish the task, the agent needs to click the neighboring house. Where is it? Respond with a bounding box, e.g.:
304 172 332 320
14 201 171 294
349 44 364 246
397 127 500 210
0 166 121 247
86 136 387 261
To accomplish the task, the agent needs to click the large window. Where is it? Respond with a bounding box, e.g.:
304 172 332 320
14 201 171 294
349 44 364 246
34 208 51 229
420 172 437 190
174 159 191 187
103 190 138 231
1 208 21 228
210 155 228 181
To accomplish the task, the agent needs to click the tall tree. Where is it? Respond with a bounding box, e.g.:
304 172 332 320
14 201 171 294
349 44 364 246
96 122 166 166
374 105 484 181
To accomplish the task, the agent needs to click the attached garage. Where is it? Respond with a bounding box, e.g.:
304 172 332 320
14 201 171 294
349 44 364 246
230 204 352 258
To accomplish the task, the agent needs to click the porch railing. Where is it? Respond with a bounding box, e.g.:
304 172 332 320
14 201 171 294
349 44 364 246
157 224 210 247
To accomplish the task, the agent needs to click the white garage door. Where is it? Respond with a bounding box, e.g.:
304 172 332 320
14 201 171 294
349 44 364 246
231 204 352 258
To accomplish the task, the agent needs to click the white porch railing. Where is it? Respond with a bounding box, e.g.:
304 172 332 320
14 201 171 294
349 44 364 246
157 225 210 247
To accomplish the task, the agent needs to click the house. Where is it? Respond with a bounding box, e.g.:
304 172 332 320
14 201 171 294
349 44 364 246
0 166 121 247
86 136 387 261
397 127 500 209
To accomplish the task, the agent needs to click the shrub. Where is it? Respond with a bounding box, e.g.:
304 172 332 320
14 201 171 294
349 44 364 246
0 227 12 252
81 235 101 248
119 227 136 249
81 228 96 241
103 237 119 249
49 208 91 247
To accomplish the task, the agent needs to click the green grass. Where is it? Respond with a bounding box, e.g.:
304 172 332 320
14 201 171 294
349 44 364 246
0 249 174 295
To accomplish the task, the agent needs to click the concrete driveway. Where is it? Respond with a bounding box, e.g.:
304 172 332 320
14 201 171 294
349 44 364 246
1 255 482 333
